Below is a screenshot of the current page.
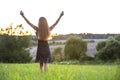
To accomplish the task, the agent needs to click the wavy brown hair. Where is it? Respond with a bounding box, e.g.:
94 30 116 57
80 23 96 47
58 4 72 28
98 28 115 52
37 17 50 40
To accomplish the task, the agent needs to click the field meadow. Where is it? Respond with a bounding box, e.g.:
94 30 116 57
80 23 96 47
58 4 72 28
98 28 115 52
0 63 120 80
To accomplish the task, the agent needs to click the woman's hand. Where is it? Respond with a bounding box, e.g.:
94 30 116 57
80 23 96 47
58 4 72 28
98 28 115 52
20 10 38 30
60 11 64 17
49 11 64 30
20 10 24 16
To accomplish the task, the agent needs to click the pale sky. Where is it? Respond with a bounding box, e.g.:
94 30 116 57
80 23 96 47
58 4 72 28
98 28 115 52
0 0 120 34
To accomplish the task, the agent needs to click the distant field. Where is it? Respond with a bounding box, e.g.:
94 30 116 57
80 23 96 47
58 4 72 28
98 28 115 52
0 63 119 80
30 39 106 58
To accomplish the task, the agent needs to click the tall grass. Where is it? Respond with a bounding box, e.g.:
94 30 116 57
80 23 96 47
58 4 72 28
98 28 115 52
0 63 119 80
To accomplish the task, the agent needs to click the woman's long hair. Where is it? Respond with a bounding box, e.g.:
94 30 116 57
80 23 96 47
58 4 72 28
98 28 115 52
37 17 50 40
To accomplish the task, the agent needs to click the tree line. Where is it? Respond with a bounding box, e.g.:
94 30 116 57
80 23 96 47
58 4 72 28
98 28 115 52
52 33 118 40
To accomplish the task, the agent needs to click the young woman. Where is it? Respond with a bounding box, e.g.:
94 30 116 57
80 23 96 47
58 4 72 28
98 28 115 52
20 11 64 72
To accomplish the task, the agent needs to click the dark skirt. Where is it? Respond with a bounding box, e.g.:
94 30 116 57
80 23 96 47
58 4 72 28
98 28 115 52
35 40 52 63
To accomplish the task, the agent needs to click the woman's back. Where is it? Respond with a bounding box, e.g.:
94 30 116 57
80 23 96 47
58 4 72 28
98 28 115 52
36 17 50 41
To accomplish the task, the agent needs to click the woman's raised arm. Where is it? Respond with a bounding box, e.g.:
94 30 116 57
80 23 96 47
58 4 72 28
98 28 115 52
49 11 64 31
20 11 38 31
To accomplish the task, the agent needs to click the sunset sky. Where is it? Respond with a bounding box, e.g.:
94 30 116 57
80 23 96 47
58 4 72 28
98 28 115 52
0 0 120 34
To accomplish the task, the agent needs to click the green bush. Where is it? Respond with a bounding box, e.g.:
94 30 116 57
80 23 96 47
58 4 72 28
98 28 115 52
0 49 32 63
115 34 120 41
96 36 120 62
52 47 63 61
96 41 106 51
64 36 87 60
0 24 32 63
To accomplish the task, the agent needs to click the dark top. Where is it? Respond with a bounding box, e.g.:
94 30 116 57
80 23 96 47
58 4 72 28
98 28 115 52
35 40 52 63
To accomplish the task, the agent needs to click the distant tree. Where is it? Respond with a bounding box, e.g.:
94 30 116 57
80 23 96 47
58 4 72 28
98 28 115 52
0 23 32 36
0 24 32 63
64 36 87 60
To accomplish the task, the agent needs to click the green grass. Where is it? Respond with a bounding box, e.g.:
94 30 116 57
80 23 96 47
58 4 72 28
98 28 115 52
0 63 119 80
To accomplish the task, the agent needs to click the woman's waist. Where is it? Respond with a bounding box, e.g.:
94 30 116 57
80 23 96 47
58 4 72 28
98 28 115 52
38 39 48 42
38 40 49 45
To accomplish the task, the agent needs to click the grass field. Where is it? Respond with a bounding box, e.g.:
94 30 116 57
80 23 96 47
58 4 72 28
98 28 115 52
0 63 119 80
